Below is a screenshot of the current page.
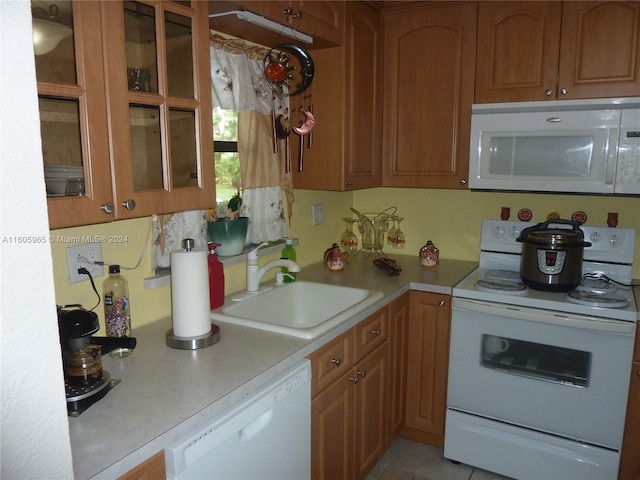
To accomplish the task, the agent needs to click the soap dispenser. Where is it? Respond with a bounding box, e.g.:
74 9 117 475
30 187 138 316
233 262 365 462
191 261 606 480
208 243 225 309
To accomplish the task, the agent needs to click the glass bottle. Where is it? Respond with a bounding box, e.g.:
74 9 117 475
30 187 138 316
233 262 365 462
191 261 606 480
280 239 297 282
103 265 132 357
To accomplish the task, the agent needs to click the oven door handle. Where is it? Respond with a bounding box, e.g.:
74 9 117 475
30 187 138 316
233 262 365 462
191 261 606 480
453 298 636 335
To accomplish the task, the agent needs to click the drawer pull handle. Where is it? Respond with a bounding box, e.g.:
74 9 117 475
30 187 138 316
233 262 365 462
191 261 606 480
331 358 342 367
357 370 366 378
371 329 381 336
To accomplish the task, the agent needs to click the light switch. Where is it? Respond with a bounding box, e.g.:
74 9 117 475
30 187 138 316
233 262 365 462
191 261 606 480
312 204 324 225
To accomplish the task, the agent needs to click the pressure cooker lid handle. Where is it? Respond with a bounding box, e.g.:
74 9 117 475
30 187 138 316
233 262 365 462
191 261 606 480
516 219 584 242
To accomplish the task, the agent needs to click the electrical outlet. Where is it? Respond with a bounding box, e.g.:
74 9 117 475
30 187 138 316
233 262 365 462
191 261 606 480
66 243 104 284
312 204 324 225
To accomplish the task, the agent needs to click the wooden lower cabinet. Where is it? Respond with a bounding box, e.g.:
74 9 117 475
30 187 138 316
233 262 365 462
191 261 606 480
402 291 451 448
310 302 398 480
388 293 409 440
312 369 354 479
353 343 389 479
117 451 165 480
619 327 640 480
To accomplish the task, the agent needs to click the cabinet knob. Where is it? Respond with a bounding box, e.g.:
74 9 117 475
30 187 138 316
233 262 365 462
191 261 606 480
349 376 359 384
101 202 114 214
371 329 381 336
459 179 467 185
637 369 640 378
331 358 342 367
357 370 367 378
545 89 553 96
560 88 568 95
439 300 446 307
122 199 136 210
283 7 302 19
345 180 353 186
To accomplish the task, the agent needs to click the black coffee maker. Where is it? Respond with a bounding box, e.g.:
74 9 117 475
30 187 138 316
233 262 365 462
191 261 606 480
58 305 136 416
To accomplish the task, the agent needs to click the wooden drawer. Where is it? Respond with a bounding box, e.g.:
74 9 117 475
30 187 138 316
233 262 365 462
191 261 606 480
355 307 389 362
308 329 354 395
118 451 165 480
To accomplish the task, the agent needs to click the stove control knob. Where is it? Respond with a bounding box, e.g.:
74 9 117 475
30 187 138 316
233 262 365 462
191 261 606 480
609 234 622 247
590 232 601 243
493 226 505 238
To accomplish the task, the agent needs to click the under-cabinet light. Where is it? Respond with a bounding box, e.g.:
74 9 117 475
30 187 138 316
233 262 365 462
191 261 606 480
208 10 313 44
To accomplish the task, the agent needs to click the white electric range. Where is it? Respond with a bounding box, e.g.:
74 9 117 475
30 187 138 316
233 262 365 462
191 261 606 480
445 219 637 480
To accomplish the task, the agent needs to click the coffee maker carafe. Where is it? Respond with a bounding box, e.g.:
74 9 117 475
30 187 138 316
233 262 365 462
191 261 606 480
58 305 136 416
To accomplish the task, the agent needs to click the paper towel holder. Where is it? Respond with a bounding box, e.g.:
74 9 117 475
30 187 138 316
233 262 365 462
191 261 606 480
166 323 221 350
166 238 221 350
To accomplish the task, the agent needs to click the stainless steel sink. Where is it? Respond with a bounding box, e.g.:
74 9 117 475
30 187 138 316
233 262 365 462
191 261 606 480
210 281 384 339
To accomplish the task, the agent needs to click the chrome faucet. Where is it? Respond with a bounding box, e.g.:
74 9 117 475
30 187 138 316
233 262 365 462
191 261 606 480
246 242 300 293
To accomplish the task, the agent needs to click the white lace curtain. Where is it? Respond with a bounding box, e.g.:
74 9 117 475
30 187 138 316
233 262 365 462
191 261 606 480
210 34 294 245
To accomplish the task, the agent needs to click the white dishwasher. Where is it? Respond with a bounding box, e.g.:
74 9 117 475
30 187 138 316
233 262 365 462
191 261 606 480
165 359 311 480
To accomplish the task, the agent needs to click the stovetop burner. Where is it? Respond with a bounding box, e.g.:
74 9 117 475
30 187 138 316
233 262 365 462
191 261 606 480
576 275 618 295
476 279 529 295
565 290 630 308
485 270 523 283
476 270 529 295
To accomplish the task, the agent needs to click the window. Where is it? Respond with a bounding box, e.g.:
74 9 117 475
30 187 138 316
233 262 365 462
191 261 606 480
213 106 240 202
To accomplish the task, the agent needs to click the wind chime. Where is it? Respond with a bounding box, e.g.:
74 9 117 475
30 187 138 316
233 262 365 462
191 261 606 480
263 43 315 173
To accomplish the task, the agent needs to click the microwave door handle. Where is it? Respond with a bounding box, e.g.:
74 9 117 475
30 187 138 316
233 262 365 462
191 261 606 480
605 128 618 185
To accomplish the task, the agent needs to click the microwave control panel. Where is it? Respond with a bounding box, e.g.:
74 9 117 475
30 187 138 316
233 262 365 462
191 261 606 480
616 109 640 194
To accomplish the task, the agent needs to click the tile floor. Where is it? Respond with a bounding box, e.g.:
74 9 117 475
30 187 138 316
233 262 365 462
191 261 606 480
366 437 512 480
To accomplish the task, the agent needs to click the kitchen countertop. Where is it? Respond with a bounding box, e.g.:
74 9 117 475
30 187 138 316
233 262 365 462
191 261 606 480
69 256 477 479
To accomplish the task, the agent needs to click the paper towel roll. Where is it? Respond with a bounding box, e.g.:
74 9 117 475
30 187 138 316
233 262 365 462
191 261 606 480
170 247 211 338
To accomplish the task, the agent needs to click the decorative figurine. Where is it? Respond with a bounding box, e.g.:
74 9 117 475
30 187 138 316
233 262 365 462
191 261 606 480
324 243 348 272
607 212 619 227
518 208 533 222
419 241 439 269
500 207 510 220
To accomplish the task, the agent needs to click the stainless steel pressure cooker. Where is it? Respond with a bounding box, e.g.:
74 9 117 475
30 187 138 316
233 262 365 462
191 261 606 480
516 219 591 292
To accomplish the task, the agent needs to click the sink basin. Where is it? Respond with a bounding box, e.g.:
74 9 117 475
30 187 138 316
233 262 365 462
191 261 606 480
210 281 384 339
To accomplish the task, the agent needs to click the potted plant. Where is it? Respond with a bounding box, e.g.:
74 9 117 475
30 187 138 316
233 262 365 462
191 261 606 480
206 191 249 256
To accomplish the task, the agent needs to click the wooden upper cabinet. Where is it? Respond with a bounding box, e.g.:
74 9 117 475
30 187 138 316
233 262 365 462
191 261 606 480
101 1 215 220
343 1 382 190
294 1 343 46
43 1 215 228
218 0 343 47
381 2 476 189
475 2 562 104
37 2 114 228
558 1 640 100
475 1 640 103
292 2 381 191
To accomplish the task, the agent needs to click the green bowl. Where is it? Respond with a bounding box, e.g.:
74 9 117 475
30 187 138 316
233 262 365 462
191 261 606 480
207 217 249 256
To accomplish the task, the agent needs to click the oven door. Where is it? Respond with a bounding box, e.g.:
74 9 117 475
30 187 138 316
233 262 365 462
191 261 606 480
447 297 635 450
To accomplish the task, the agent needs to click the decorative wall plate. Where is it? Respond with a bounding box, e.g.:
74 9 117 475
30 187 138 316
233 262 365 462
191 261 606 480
264 44 314 96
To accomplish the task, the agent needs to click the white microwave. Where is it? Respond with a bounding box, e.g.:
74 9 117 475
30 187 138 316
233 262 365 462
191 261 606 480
468 98 640 195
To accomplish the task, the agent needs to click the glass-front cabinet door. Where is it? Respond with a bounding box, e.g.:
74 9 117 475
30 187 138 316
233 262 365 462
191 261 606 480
101 0 215 219
34 1 114 228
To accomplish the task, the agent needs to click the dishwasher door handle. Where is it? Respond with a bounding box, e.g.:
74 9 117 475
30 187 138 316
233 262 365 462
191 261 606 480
239 409 273 440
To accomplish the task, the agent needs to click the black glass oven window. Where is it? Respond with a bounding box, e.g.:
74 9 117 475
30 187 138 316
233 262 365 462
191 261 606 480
480 334 592 387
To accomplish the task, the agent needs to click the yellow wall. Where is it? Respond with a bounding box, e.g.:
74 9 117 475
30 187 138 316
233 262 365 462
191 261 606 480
50 188 640 333
354 188 640 270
